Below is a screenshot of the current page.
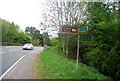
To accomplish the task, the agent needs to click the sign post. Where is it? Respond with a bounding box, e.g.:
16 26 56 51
76 34 80 70
60 26 91 70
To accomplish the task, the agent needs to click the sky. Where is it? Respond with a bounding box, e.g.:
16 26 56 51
0 0 46 31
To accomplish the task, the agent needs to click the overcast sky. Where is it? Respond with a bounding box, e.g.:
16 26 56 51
0 0 46 31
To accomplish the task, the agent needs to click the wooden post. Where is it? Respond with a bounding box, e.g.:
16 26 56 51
76 34 80 70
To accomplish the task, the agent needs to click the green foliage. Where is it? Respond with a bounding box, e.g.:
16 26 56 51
1 18 31 45
36 47 109 79
81 2 120 80
51 2 119 80
51 37 61 46
25 26 40 38
14 32 31 44
43 32 51 46
32 39 40 46
25 26 44 46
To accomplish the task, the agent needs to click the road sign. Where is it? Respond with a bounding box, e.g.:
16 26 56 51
80 34 92 40
60 26 78 34
79 26 88 32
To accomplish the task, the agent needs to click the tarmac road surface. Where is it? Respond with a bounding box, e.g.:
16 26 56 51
0 46 43 79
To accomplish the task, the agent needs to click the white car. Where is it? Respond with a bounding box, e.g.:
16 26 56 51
22 43 34 50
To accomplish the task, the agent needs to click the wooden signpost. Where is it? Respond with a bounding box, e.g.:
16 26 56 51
76 34 80 70
60 26 91 70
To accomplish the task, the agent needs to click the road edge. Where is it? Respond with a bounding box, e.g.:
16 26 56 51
32 52 41 79
0 55 26 81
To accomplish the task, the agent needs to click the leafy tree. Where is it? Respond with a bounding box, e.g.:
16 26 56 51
43 32 51 46
81 2 120 80
14 32 31 44
25 26 44 46
1 18 31 45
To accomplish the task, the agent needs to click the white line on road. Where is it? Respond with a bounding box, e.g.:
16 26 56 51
0 55 26 81
9 49 17 52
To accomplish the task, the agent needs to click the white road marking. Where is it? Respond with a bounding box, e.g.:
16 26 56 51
9 49 17 52
0 55 26 81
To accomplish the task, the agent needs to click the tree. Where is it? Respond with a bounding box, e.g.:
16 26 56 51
1 18 31 45
25 26 44 46
14 32 31 44
81 1 120 80
43 32 51 46
40 1 86 56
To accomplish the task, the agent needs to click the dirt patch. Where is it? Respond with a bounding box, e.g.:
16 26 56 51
32 53 41 79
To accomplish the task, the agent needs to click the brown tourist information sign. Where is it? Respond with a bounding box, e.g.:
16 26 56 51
60 26 78 34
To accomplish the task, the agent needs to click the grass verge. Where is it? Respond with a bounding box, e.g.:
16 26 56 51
36 46 110 79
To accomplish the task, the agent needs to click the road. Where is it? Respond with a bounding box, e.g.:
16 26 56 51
0 46 43 79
